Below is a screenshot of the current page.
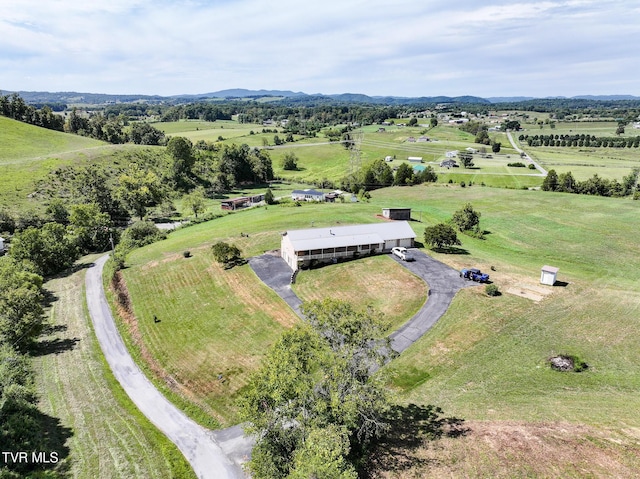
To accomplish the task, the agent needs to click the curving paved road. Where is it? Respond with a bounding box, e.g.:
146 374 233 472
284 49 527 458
249 250 475 353
506 130 548 176
87 249 476 477
85 255 247 479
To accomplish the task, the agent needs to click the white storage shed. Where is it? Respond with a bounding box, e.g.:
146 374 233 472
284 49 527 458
540 265 559 286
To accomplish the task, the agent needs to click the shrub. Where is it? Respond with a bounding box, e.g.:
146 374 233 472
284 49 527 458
183 251 192 258
120 221 166 249
211 241 243 268
485 284 500 296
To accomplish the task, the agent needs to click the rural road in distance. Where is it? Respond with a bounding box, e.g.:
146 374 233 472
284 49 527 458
85 255 247 479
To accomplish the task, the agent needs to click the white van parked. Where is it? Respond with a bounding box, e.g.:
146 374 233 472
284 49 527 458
391 246 413 261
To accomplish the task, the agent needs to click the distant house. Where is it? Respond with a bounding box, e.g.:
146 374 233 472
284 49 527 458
440 159 458 168
407 156 423 163
221 197 251 210
417 136 429 142
382 208 411 220
466 147 478 153
292 189 325 202
377 127 386 133
540 265 559 286
406 136 416 143
384 156 393 162
446 151 458 158
280 221 416 271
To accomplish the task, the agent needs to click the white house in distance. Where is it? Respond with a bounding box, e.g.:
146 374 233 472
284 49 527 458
540 265 559 286
280 222 416 271
291 189 325 202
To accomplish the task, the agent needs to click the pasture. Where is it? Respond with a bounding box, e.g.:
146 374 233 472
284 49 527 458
34 255 194 478
513 120 640 180
119 183 640 425
0 116 110 209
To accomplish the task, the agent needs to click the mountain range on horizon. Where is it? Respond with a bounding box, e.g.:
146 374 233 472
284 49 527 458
3 88 640 105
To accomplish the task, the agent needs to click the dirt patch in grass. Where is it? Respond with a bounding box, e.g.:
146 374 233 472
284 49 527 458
371 420 640 478
506 283 554 302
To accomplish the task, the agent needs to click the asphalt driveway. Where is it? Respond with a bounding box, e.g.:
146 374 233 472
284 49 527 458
85 255 249 479
249 249 475 353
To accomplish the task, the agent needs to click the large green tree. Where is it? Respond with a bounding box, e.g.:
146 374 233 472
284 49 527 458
0 257 44 350
394 163 414 186
240 299 393 479
9 223 79 277
451 203 481 233
423 223 461 250
116 163 165 220
166 137 195 188
68 203 113 253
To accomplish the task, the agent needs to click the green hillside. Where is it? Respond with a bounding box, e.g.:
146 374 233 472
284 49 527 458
0 116 115 209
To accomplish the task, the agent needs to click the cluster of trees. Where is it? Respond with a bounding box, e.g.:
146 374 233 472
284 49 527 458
0 93 65 131
341 159 437 193
458 121 501 152
66 109 166 145
240 299 394 478
521 133 640 148
423 203 483 250
0 257 68 477
542 168 640 198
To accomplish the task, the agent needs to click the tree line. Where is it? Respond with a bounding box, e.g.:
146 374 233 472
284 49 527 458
542 168 640 198
521 133 640 148
0 93 65 131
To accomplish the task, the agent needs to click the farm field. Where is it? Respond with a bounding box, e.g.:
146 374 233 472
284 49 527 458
116 183 640 477
33 255 194 478
512 120 640 180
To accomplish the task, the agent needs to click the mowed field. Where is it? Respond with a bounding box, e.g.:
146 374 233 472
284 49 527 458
33 255 194 478
118 184 640 475
514 120 640 180
153 120 543 189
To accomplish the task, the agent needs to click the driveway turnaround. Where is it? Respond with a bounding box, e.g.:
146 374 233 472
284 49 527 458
85 255 248 479
249 250 474 353
387 250 473 353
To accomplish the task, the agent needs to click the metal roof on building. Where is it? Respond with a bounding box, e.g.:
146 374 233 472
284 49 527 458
285 221 416 251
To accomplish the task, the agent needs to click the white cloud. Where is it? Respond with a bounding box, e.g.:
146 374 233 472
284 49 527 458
0 0 638 96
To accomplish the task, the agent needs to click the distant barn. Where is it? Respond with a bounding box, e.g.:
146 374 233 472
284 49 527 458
382 208 411 220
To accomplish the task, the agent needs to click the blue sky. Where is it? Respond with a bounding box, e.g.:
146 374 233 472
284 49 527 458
1 0 638 97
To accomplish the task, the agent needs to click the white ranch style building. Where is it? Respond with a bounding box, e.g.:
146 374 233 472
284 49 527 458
280 222 416 271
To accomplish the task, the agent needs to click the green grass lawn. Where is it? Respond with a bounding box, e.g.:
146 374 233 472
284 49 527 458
293 254 427 332
34 255 194 478
119 184 640 429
